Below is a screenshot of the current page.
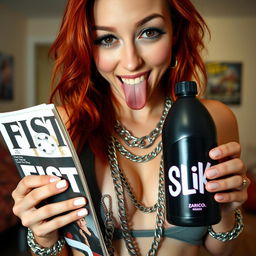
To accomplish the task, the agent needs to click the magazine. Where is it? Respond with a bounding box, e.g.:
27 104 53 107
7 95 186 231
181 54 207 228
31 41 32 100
0 104 109 256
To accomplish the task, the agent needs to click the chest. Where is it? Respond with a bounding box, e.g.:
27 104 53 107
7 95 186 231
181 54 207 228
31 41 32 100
94 151 163 229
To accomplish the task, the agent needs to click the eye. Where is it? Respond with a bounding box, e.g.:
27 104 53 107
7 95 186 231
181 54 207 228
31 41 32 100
139 28 165 40
94 34 119 48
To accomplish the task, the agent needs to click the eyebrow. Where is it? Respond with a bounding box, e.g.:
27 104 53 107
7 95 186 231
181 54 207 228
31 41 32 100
136 14 165 27
93 13 165 32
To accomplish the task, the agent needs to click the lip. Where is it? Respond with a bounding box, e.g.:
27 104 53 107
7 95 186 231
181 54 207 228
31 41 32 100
118 71 150 80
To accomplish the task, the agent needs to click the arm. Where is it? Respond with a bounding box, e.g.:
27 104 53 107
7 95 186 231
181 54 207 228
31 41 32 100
201 99 249 256
79 228 90 246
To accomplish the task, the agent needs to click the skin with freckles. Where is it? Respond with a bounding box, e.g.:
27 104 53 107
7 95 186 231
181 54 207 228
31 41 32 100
11 0 249 255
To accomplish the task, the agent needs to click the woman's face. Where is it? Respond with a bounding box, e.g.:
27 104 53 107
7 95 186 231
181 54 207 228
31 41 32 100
92 0 173 110
77 217 86 228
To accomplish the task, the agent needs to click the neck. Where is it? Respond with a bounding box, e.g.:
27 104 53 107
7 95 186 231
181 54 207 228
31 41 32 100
115 92 165 128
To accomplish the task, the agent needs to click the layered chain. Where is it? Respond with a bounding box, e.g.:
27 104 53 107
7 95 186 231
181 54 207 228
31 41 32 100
118 166 157 213
114 97 171 149
103 98 171 256
113 98 172 163
107 138 166 256
113 137 162 163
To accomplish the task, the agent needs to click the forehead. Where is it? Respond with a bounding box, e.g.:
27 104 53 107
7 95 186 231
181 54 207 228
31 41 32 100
93 0 170 25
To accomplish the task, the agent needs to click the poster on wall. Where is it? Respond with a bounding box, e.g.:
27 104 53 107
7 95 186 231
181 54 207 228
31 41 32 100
205 62 242 105
0 53 14 101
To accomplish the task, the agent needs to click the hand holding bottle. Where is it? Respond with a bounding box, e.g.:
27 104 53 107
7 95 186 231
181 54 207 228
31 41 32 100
206 141 249 215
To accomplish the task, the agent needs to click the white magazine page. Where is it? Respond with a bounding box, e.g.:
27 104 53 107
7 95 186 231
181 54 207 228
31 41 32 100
0 104 108 256
0 104 71 158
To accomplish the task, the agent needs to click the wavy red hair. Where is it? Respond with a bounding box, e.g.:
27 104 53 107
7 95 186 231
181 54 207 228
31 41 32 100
49 0 209 161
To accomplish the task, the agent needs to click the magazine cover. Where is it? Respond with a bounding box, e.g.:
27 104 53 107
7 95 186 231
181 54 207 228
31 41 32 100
0 104 109 256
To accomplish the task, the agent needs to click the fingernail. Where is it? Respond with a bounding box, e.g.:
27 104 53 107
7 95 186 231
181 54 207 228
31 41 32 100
49 176 61 183
215 194 224 201
208 182 219 190
206 169 218 178
56 180 67 189
210 149 221 158
77 208 88 217
73 198 86 206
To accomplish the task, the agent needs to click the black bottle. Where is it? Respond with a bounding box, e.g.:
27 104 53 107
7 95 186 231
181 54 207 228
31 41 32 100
162 81 221 226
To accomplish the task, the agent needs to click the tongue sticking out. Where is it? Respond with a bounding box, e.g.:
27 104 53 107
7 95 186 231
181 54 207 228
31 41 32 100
121 79 147 110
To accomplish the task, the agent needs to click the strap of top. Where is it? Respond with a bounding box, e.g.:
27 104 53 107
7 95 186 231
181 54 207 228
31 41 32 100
79 144 106 237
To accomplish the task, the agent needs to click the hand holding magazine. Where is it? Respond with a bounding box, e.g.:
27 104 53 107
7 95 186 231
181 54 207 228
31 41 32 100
0 104 109 256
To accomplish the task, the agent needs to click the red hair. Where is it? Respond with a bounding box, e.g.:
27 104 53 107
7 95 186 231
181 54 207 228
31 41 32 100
167 0 209 99
49 0 209 161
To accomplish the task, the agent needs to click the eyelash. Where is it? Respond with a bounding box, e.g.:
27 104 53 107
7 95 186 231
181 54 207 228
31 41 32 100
139 27 166 40
94 27 166 48
94 34 118 48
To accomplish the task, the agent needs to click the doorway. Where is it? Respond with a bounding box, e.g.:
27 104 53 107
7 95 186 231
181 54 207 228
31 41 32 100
35 43 53 105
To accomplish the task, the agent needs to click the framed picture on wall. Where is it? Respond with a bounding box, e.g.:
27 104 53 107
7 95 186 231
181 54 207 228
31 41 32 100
0 53 14 101
205 62 242 105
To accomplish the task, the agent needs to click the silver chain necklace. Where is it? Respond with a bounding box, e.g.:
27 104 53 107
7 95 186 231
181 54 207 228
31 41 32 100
113 98 172 163
102 98 171 255
113 137 162 163
113 98 171 210
106 138 166 256
118 165 157 213
114 98 171 149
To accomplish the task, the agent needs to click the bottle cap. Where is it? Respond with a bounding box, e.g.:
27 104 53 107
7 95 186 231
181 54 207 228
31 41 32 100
175 81 198 96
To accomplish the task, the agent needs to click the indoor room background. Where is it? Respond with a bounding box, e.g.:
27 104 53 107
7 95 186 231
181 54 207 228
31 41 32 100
0 0 255 255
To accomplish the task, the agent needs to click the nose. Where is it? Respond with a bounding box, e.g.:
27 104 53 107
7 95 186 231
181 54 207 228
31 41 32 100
121 42 143 71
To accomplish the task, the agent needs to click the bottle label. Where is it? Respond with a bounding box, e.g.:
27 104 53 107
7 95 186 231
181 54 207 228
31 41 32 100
168 162 211 197
188 202 206 211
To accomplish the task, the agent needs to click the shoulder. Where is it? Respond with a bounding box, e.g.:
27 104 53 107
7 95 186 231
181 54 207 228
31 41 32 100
200 99 239 144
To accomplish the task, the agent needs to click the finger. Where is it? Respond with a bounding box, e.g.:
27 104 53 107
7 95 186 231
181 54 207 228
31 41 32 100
209 142 241 160
12 175 61 201
21 197 87 227
206 174 243 192
205 158 245 179
32 208 89 237
13 179 68 216
213 189 248 204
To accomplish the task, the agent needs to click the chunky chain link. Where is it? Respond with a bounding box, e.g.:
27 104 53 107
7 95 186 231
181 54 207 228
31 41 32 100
118 167 157 213
101 195 116 256
27 228 65 256
113 98 171 163
107 138 165 256
208 209 244 242
113 137 162 163
114 98 172 149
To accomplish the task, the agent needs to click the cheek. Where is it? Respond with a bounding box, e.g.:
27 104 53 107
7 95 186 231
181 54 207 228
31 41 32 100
145 40 172 67
93 49 117 73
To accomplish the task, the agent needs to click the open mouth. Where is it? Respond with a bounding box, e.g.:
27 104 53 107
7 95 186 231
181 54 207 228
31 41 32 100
117 71 150 85
117 71 150 110
120 75 145 85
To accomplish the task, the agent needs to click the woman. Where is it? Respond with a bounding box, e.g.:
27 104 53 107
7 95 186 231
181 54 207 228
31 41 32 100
12 0 249 255
77 218 91 248
76 217 102 255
